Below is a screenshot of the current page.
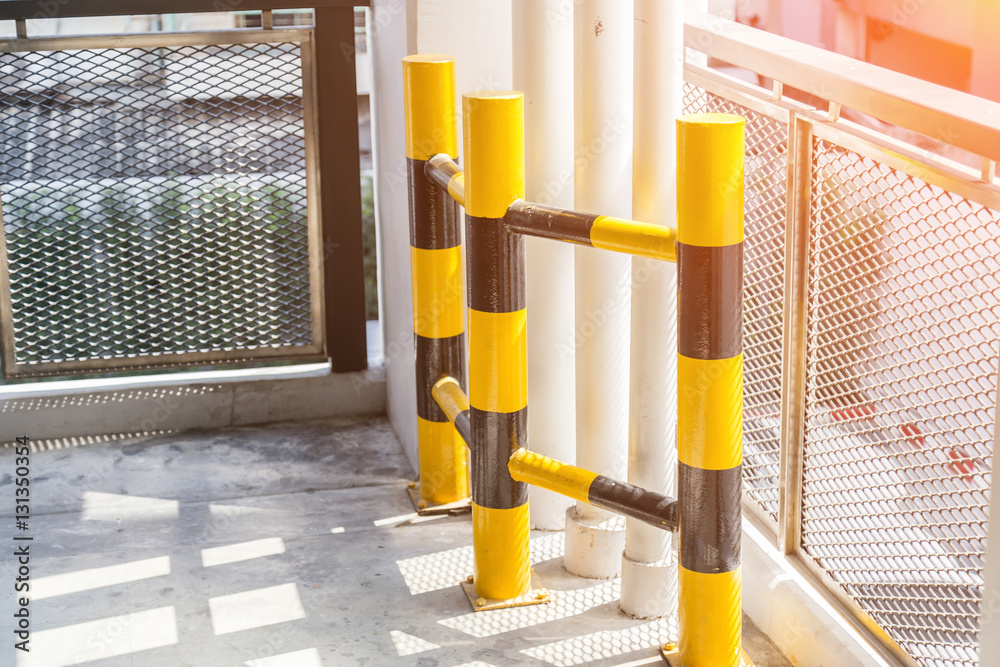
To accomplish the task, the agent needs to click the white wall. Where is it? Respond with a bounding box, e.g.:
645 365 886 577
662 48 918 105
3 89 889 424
370 0 419 468
370 0 513 470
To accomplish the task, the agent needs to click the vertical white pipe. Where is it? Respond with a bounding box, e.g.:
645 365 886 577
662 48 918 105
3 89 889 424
512 0 577 531
619 0 683 619
564 0 633 580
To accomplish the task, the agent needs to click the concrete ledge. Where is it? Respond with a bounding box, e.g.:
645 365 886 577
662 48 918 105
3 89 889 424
741 515 902 667
0 366 386 443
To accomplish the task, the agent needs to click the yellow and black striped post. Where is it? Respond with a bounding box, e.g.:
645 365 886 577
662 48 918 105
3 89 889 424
463 90 531 601
675 113 746 667
402 55 469 507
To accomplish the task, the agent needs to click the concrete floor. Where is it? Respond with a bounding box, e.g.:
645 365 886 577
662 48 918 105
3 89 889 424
0 416 791 667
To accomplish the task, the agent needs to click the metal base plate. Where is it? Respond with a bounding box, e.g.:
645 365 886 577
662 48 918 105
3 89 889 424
661 645 755 666
407 484 472 516
460 569 551 612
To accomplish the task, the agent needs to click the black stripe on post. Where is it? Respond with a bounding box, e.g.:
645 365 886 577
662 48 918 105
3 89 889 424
415 333 466 422
470 406 529 509
408 157 462 250
678 462 742 574
677 242 744 360
588 476 679 532
504 200 598 246
466 215 526 313
453 409 472 448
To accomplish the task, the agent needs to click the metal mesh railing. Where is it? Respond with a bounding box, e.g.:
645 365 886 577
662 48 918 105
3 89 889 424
683 83 786 522
800 138 999 667
0 40 317 374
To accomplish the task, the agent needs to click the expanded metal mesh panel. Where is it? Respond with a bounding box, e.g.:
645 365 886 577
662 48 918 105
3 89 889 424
683 83 786 522
0 41 314 371
801 138 999 667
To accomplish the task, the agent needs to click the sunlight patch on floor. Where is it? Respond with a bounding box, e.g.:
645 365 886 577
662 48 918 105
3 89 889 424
245 647 323 666
521 616 678 667
202 537 285 567
32 555 171 600
81 491 178 521
439 579 620 638
18 606 178 667
390 630 441 656
397 533 564 596
209 583 306 635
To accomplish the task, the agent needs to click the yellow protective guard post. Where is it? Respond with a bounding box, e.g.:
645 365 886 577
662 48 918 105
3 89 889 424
468 309 528 414
676 112 747 667
410 246 464 339
463 90 533 603
403 54 468 507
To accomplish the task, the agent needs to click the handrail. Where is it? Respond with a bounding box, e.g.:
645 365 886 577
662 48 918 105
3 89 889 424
685 11 1000 164
423 159 678 262
508 449 679 533
0 0 366 21
505 199 677 262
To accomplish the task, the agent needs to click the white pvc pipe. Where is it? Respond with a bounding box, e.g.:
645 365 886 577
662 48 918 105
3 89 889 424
512 0 577 531
564 0 634 580
620 0 683 619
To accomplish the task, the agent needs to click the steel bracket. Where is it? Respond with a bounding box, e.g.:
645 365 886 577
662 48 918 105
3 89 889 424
407 483 472 516
460 569 550 612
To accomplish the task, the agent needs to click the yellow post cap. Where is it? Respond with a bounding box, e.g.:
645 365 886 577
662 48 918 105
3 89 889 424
676 113 746 248
462 91 525 219
402 54 458 160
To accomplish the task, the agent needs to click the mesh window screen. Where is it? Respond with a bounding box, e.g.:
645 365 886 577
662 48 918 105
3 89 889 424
0 42 314 371
802 138 998 667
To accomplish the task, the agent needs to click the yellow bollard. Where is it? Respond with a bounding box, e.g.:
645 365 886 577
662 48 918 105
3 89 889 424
402 55 469 506
463 91 531 602
675 112 747 667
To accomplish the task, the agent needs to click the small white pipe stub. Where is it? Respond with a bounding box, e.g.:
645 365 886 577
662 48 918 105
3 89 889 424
620 551 678 619
564 506 627 579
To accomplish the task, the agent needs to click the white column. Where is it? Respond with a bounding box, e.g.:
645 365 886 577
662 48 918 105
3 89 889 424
619 0 683 619
564 0 634 579
512 0 577 531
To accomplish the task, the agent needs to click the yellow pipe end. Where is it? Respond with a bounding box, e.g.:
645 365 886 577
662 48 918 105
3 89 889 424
677 113 745 248
432 375 470 423
508 449 596 505
403 54 458 160
462 91 524 219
